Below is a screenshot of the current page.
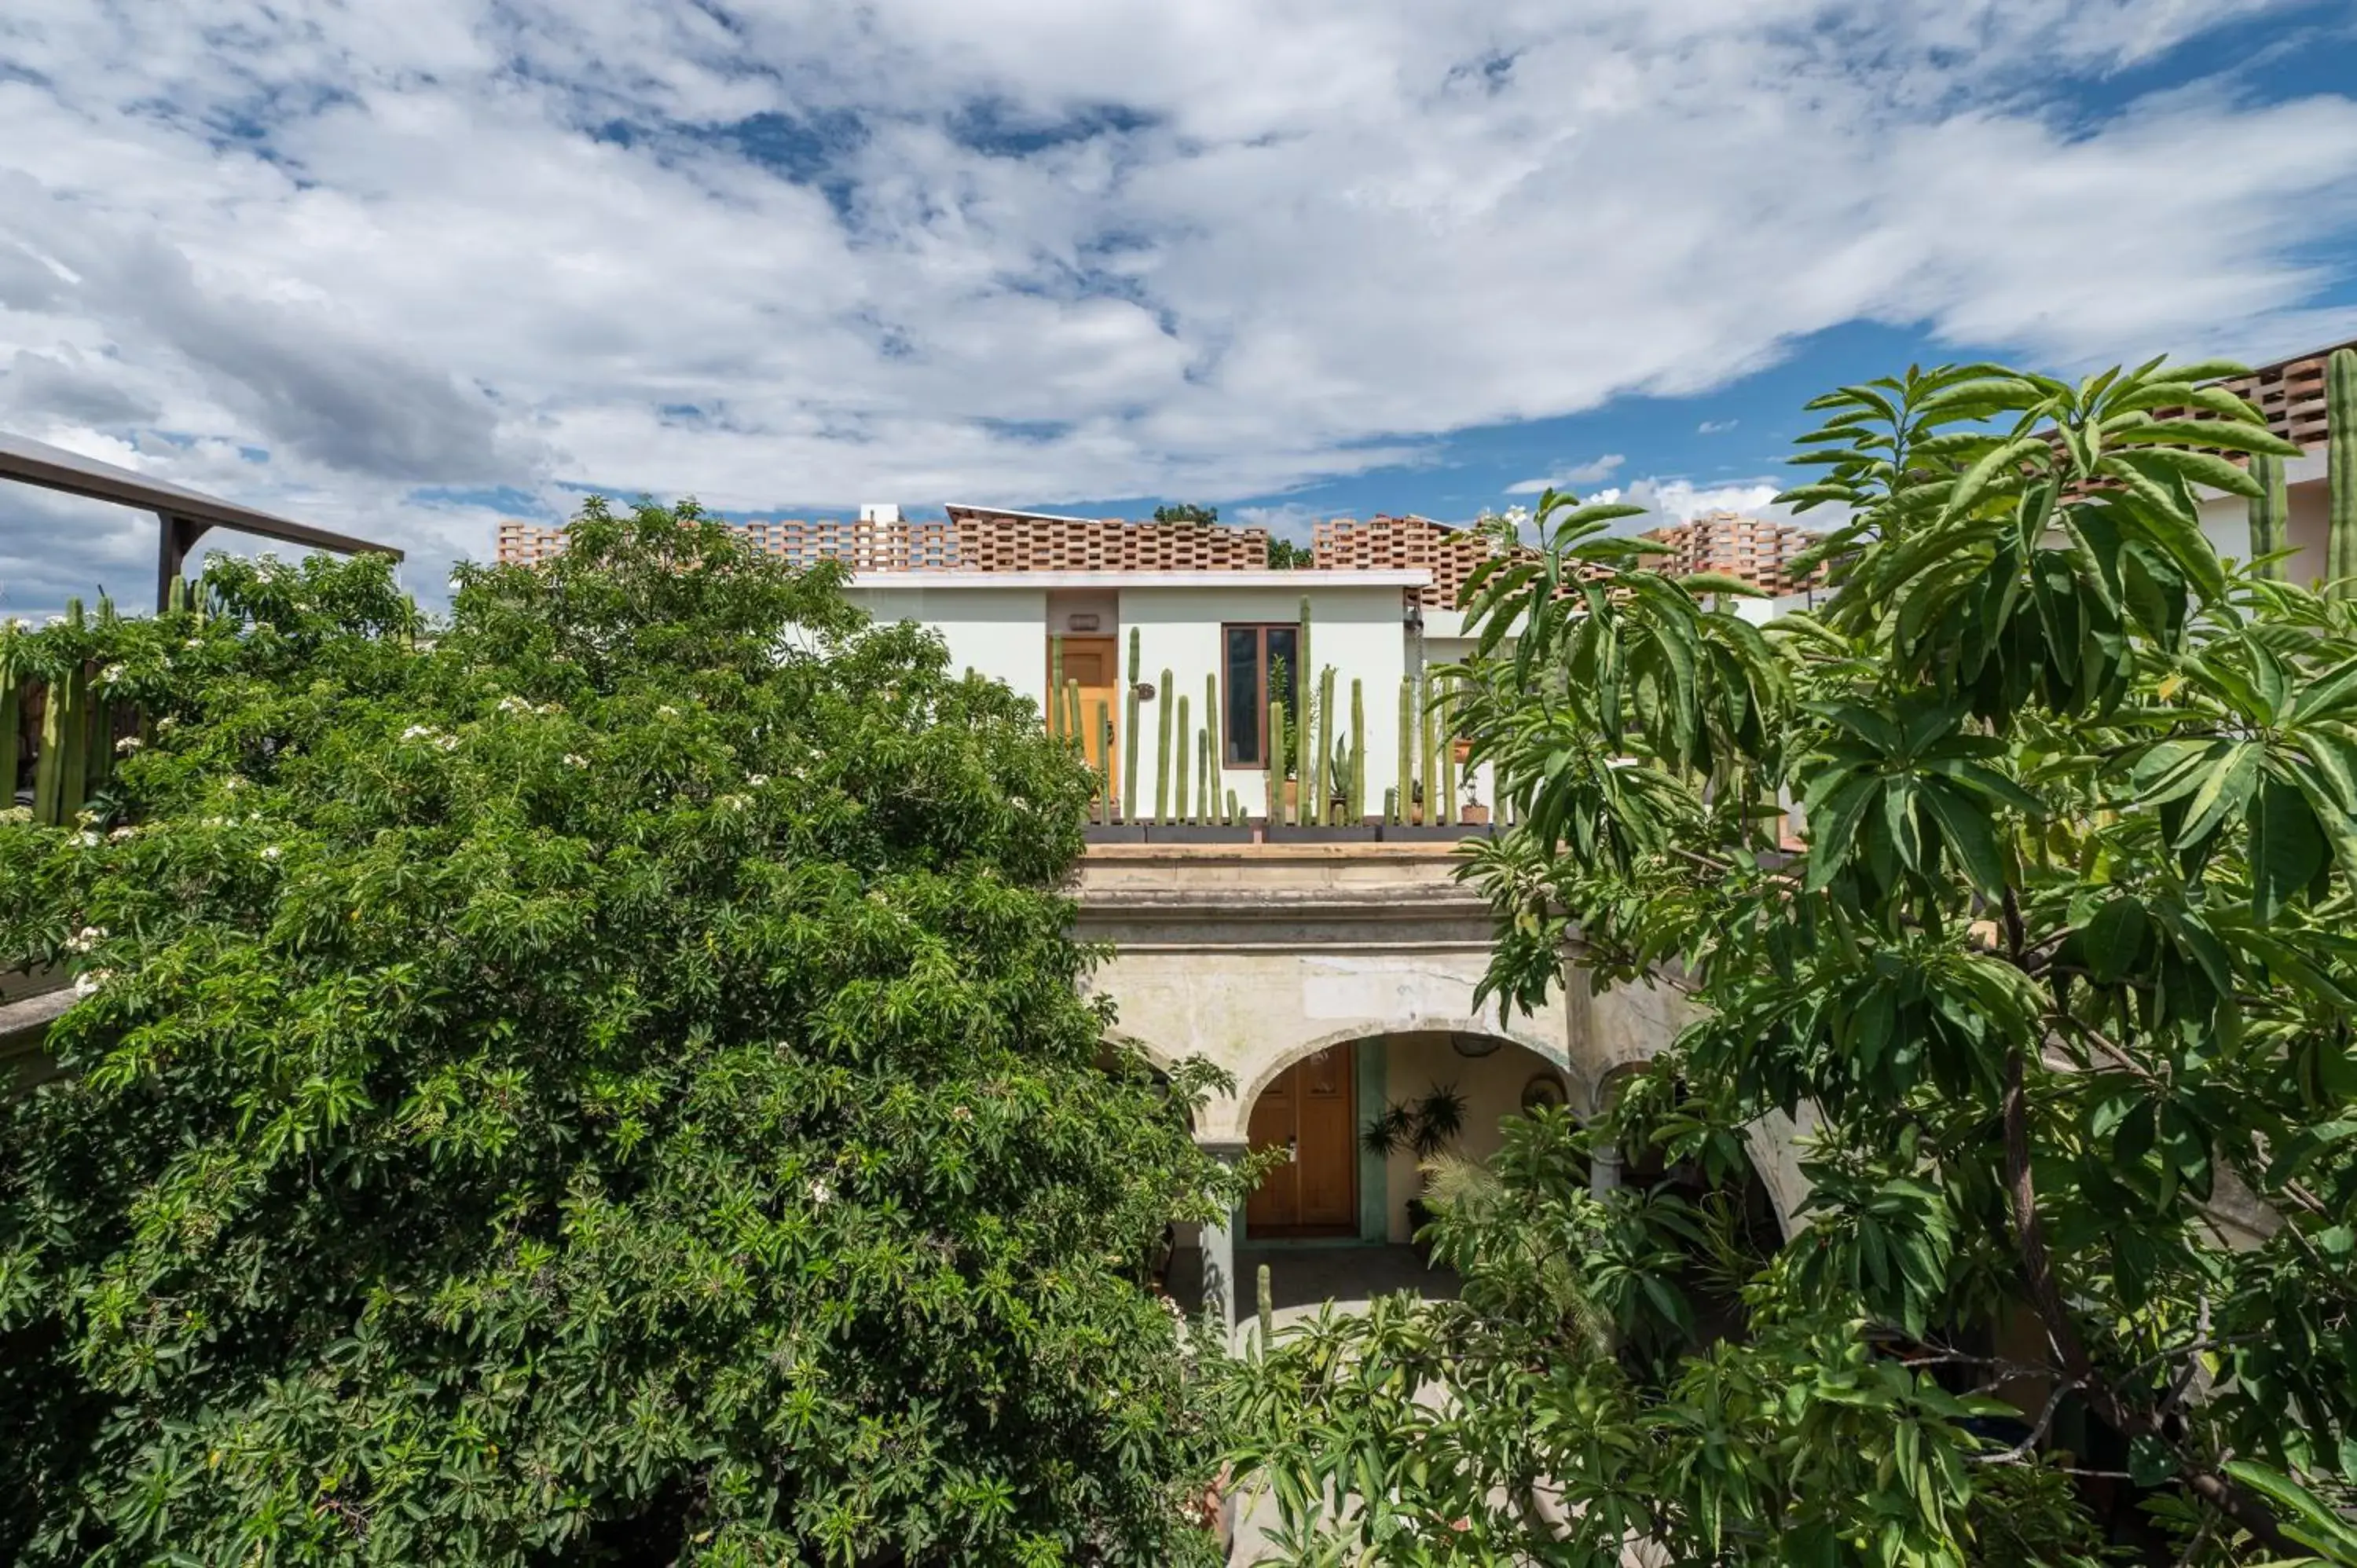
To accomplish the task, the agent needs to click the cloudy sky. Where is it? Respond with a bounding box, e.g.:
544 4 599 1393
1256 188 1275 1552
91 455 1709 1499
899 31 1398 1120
4 0 2357 614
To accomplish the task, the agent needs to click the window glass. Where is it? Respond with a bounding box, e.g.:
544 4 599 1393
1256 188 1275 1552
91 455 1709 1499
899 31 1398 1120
1224 628 1262 765
1266 628 1297 720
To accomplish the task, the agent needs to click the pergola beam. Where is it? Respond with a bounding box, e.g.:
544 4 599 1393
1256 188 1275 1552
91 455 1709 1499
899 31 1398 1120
0 430 401 610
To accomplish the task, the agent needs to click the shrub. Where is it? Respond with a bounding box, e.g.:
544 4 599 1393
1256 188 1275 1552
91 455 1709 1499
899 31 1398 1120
0 501 1233 1565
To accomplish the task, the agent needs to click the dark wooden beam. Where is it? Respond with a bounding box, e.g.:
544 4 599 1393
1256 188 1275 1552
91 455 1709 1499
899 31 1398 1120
0 429 401 612
157 512 214 612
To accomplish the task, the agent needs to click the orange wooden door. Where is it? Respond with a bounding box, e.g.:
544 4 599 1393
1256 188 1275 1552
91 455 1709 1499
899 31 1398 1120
1244 1047 1357 1236
1052 636 1120 789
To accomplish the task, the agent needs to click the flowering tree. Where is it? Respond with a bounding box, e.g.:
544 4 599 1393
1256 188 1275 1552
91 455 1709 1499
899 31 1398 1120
0 503 1235 1565
1233 358 2357 1562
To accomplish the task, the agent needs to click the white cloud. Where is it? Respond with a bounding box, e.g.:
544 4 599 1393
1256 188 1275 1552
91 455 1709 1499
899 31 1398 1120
1231 502 1321 544
1505 453 1626 494
1589 474 1847 533
0 0 2350 608
1697 418 1738 434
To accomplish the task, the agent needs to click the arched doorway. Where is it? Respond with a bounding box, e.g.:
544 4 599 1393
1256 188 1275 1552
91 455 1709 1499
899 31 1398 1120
1237 1028 1580 1247
1244 1042 1358 1236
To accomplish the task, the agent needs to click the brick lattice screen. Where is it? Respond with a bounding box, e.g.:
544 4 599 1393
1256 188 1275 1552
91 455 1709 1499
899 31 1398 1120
497 510 1272 573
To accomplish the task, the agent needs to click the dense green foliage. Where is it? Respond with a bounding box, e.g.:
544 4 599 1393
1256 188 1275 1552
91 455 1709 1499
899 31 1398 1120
1233 357 2357 1562
0 504 1233 1565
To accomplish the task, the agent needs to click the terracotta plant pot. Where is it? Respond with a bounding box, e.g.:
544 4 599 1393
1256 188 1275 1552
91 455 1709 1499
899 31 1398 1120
1460 804 1491 825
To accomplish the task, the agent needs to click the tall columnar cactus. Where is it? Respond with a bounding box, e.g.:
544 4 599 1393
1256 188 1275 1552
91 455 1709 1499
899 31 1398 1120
1418 676 1437 826
1095 702 1114 824
1435 682 1456 830
1226 787 1241 826
1316 666 1337 826
1202 672 1217 822
56 674 89 825
1175 693 1191 825
1064 680 1083 756
1347 679 1365 823
1295 596 1314 824
2249 452 2289 579
1123 629 1141 822
1197 726 1211 823
86 685 112 797
1268 695 1288 826
1395 676 1413 824
2331 347 2357 598
1299 680 1321 826
32 669 63 826
1049 636 1065 738
1156 668 1175 823
0 643 19 810
1296 595 1313 718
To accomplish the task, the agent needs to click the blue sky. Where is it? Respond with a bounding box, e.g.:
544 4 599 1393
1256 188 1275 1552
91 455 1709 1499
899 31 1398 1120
4 1 2357 612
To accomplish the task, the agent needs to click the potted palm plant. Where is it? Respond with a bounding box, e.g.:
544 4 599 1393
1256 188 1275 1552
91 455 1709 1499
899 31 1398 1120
1361 1083 1467 1263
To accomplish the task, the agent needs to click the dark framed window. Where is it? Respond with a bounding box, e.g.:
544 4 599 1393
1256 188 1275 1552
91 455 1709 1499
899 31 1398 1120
1222 622 1299 768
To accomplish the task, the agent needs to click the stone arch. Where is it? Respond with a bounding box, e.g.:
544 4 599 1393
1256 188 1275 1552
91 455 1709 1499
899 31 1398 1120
1582 1052 1814 1243
1101 1028 1184 1077
1210 1014 1591 1145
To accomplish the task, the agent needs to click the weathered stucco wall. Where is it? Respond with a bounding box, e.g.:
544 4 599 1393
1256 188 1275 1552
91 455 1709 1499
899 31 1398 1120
1076 841 1818 1240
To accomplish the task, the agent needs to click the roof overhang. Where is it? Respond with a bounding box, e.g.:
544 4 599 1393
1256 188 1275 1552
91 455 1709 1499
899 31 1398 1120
1 429 402 609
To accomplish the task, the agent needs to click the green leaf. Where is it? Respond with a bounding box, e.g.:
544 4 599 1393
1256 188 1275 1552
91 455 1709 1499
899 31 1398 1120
2249 772 2330 921
2080 897 2148 985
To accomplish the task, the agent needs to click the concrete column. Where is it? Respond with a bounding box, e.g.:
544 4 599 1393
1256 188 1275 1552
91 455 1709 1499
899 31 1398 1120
1197 1138 1251 1328
1589 1146 1623 1198
1589 1067 1626 1200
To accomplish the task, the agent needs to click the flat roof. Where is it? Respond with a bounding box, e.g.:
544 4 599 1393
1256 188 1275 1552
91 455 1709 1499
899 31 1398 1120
845 570 1429 589
0 429 401 562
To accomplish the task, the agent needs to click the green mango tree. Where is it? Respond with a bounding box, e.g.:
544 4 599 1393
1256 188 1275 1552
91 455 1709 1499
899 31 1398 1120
1230 358 2357 1563
0 502 1236 1566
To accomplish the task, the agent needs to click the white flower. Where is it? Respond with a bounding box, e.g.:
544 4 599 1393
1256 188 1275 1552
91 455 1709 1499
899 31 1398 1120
73 830 100 848
400 724 435 742
260 845 283 863
46 615 65 628
155 716 176 731
75 809 100 827
563 754 588 769
73 969 112 998
66 925 105 953
222 777 244 792
808 1179 832 1205
97 664 125 686
434 735 460 752
658 705 680 719
108 826 135 842
497 695 530 715
202 815 227 827
746 774 768 787
184 639 203 650
0 806 30 824
720 794 750 811
115 736 143 755
538 702 562 716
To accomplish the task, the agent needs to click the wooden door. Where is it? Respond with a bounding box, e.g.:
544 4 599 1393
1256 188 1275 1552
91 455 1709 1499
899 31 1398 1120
1052 636 1120 789
1244 1046 1357 1236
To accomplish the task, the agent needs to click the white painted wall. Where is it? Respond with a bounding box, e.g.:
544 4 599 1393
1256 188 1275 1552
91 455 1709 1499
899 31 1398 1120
1121 583 1410 819
844 575 1454 819
2204 474 2332 587
846 585 1050 708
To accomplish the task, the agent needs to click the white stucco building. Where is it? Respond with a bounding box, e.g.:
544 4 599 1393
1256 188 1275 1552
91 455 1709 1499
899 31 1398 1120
819 505 1523 828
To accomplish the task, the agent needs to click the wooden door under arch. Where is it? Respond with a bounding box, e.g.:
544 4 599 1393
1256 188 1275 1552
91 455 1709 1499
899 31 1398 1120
1244 1045 1357 1236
